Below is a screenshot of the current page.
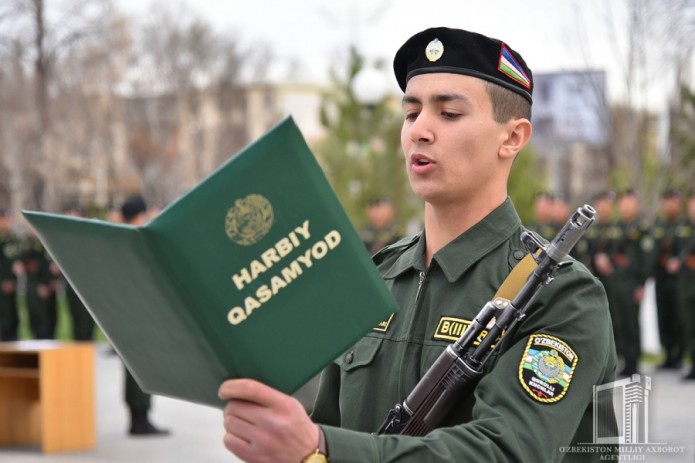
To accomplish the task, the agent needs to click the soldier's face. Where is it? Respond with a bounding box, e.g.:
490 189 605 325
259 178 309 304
661 198 681 219
618 196 639 220
594 199 613 222
534 197 553 222
688 199 695 222
400 73 512 205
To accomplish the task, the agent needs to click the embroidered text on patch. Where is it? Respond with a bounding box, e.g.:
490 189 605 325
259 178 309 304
518 334 578 403
432 316 498 346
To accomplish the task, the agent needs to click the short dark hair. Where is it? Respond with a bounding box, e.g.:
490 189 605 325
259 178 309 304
486 81 532 122
120 194 147 223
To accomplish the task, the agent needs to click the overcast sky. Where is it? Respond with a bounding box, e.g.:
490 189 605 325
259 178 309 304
117 0 687 113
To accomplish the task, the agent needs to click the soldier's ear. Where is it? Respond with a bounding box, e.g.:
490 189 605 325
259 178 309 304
499 118 532 160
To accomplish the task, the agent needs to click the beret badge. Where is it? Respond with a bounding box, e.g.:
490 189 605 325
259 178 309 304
425 38 444 62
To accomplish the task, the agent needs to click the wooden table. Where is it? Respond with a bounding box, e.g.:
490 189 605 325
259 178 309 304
0 340 95 453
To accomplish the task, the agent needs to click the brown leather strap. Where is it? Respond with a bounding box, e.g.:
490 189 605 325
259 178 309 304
494 253 538 301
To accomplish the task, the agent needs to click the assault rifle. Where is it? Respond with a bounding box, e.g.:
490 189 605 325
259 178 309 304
376 205 596 437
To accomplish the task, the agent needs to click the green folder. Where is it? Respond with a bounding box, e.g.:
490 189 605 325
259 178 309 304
23 117 399 408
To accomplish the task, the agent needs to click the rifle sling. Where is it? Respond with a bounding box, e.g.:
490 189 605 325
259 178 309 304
494 253 538 300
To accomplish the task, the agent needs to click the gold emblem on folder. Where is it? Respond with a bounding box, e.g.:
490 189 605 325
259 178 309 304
225 194 274 245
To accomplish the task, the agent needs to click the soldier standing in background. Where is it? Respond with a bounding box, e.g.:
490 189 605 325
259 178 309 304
668 192 695 380
586 190 618 303
16 225 59 339
551 192 571 230
0 209 20 341
527 191 557 240
652 189 685 369
609 189 654 377
361 197 403 254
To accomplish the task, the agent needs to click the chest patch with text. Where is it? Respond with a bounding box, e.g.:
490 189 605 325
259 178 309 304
432 316 494 345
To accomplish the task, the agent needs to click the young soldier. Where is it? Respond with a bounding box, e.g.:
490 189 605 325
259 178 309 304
668 191 695 379
652 189 685 369
608 189 653 377
219 27 617 462
361 197 403 254
0 209 20 341
16 224 58 339
527 190 557 240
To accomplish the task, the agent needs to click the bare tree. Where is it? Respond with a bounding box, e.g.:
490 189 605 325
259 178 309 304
568 0 695 215
123 1 263 205
0 0 129 212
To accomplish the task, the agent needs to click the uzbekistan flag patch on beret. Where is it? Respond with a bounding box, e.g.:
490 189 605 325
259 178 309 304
498 43 531 89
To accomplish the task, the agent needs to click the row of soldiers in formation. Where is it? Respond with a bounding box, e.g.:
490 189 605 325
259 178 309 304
4 190 693 378
528 189 695 380
0 207 95 342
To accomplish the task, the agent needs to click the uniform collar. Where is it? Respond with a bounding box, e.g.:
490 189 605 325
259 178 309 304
381 197 521 282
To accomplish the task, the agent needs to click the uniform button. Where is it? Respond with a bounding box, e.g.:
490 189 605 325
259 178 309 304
513 250 525 260
345 351 354 364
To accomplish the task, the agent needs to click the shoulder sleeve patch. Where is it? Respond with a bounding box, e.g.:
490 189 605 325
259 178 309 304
518 334 578 404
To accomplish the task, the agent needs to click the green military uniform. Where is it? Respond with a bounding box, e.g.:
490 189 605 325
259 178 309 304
19 235 58 339
651 216 685 367
585 219 618 278
671 218 695 379
0 230 20 341
312 199 617 461
607 217 653 375
584 220 622 346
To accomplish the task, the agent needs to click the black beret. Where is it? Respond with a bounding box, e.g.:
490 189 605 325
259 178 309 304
393 27 533 103
120 194 147 222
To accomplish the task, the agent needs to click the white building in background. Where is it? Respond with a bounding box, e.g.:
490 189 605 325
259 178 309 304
530 70 611 202
97 81 327 205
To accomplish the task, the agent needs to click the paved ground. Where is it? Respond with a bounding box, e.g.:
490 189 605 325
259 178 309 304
2 343 694 463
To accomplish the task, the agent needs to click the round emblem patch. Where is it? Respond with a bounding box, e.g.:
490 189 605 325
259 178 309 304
225 194 274 246
519 334 578 404
425 38 444 62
